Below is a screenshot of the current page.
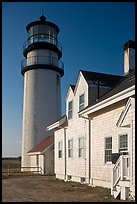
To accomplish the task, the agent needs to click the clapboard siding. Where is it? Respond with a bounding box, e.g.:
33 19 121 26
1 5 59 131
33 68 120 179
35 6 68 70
55 72 89 181
90 100 134 188
54 69 135 199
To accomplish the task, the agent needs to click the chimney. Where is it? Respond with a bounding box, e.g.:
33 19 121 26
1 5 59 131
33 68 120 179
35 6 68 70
124 40 135 76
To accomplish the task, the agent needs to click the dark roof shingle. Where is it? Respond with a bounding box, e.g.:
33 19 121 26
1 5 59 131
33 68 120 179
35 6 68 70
84 70 135 109
81 70 123 88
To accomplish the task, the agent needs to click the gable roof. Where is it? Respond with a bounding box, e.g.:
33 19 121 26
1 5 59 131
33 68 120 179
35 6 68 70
73 69 123 95
79 70 135 116
70 85 75 92
27 136 54 154
66 85 75 100
89 70 135 106
80 70 123 87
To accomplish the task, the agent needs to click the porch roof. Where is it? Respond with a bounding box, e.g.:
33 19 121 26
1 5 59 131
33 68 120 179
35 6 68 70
27 136 54 154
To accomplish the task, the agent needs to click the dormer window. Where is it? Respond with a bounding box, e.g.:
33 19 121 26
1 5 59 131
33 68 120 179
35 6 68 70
79 94 85 111
68 100 73 119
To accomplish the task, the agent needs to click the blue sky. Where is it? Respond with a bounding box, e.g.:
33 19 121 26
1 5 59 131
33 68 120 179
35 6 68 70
2 2 135 157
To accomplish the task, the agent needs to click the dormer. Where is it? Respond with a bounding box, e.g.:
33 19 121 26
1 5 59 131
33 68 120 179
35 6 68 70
66 85 75 120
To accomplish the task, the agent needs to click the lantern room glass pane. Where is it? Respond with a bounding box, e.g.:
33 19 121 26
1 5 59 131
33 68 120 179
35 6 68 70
38 25 45 34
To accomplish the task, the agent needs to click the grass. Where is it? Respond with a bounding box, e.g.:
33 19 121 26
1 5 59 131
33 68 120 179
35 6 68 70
2 158 134 202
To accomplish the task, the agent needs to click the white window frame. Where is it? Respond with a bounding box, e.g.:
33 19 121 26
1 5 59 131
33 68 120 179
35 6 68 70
68 139 73 158
68 100 73 120
119 134 128 154
105 137 112 163
58 141 62 158
79 93 85 111
78 137 84 158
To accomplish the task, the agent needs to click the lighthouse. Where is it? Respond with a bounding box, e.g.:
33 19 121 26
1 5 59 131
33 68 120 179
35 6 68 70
21 15 64 169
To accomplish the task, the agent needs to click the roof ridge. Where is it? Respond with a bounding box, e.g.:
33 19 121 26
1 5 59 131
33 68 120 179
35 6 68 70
80 69 123 77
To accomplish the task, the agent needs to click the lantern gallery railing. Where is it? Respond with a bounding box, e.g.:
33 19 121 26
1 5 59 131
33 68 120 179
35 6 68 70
23 34 62 52
21 55 64 71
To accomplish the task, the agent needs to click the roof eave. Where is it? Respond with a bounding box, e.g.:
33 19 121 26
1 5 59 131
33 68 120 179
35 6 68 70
27 151 41 156
27 143 53 155
47 115 67 131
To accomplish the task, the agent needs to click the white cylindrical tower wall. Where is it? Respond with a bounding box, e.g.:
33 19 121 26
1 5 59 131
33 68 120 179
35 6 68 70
21 15 64 168
22 69 61 166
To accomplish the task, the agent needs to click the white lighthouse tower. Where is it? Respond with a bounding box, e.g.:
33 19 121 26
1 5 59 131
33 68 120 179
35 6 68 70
21 15 64 169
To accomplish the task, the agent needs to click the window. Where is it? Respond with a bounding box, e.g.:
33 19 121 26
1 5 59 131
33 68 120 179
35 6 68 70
105 137 112 163
80 177 86 183
67 175 72 180
79 94 85 111
68 139 73 158
78 137 84 157
68 100 73 119
36 155 39 166
119 134 128 154
28 27 34 38
58 142 62 158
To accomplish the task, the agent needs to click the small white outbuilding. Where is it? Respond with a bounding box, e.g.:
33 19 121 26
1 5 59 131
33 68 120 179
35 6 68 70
27 136 54 175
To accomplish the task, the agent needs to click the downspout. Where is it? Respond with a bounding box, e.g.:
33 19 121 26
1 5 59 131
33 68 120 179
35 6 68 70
88 119 91 185
64 128 67 180
58 125 67 180
79 114 91 185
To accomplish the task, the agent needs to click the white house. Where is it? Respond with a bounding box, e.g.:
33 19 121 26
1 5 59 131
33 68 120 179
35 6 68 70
79 71 135 200
27 136 54 175
47 40 135 200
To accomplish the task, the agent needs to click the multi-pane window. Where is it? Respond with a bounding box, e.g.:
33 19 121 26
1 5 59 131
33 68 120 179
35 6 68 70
68 100 73 119
68 139 73 158
79 94 85 111
78 137 84 157
105 137 112 163
58 142 62 158
119 134 128 154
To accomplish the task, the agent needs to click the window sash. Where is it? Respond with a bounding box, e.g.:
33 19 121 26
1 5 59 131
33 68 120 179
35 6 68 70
79 94 85 111
105 137 112 162
68 140 73 158
68 101 73 119
105 149 112 162
79 138 84 157
68 149 73 158
119 134 128 153
58 142 62 158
